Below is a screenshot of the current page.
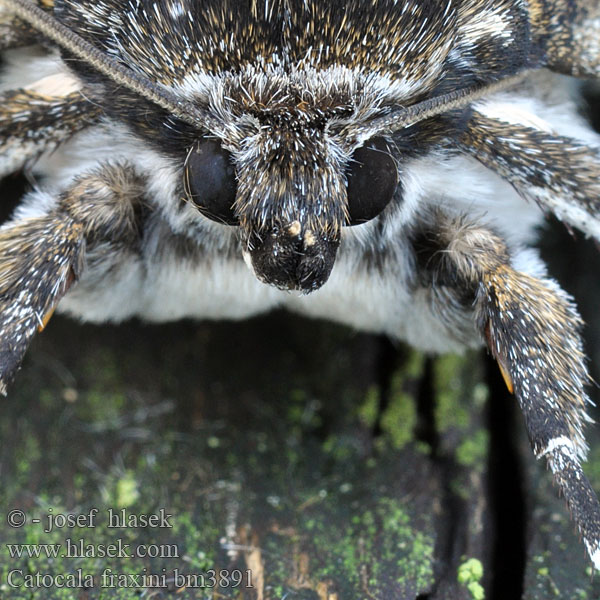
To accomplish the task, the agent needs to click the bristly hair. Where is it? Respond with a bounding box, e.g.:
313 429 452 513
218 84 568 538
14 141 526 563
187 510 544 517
54 0 529 86
3 0 541 166
47 0 536 142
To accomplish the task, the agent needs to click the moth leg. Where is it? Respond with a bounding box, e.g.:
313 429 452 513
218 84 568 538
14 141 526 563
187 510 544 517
415 210 600 568
0 84 101 178
0 162 144 392
0 0 52 49
0 10 36 49
530 0 600 77
459 109 600 241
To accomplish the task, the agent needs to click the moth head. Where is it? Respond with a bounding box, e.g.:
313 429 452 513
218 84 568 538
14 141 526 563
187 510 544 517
30 0 527 292
183 104 398 292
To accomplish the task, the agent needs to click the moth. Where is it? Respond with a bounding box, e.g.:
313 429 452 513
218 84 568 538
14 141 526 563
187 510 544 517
1 0 600 571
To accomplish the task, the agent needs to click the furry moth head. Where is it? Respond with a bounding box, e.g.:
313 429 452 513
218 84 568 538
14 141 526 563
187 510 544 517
11 0 559 291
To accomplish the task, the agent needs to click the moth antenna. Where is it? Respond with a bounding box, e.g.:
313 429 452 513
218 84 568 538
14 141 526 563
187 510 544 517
1 0 218 131
352 70 531 141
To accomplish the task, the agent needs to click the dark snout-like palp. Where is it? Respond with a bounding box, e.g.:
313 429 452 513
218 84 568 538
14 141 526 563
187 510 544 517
247 220 339 292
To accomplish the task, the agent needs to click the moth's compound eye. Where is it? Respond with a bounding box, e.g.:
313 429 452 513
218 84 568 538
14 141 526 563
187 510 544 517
346 137 398 226
184 139 238 225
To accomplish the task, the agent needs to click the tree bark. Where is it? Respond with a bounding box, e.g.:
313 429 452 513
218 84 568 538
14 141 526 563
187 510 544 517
1 309 598 599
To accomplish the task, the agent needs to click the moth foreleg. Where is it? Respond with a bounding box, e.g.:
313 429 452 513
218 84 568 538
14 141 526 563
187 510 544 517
531 0 600 78
0 0 53 49
459 109 600 241
0 162 144 392
415 210 600 568
0 86 100 178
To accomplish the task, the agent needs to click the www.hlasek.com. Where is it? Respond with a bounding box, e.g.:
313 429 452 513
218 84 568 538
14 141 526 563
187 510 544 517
7 537 179 559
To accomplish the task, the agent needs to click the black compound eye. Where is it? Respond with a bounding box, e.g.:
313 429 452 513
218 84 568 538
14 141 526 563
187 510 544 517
346 137 398 225
184 139 238 225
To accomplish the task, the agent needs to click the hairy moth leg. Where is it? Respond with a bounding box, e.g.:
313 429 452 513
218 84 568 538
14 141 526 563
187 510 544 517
0 0 52 48
530 0 600 77
0 84 100 178
415 211 600 568
0 8 36 48
459 109 600 241
0 162 143 392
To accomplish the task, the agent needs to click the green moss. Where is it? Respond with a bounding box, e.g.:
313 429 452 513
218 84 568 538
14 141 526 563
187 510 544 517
472 382 489 408
458 558 485 599
114 471 140 508
76 389 127 426
456 430 489 469
375 353 426 450
305 496 435 594
0 319 502 598
583 444 600 491
524 553 569 599
82 348 121 387
171 513 219 572
358 385 380 428
468 581 486 600
403 351 426 379
458 558 484 582
434 352 489 435
380 389 417 450
434 354 472 433
15 432 41 478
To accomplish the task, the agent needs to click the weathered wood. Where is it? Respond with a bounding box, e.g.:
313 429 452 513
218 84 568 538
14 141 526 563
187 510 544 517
0 299 587 600
0 314 491 600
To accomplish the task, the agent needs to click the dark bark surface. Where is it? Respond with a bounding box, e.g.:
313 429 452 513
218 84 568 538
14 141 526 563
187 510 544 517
0 306 599 599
